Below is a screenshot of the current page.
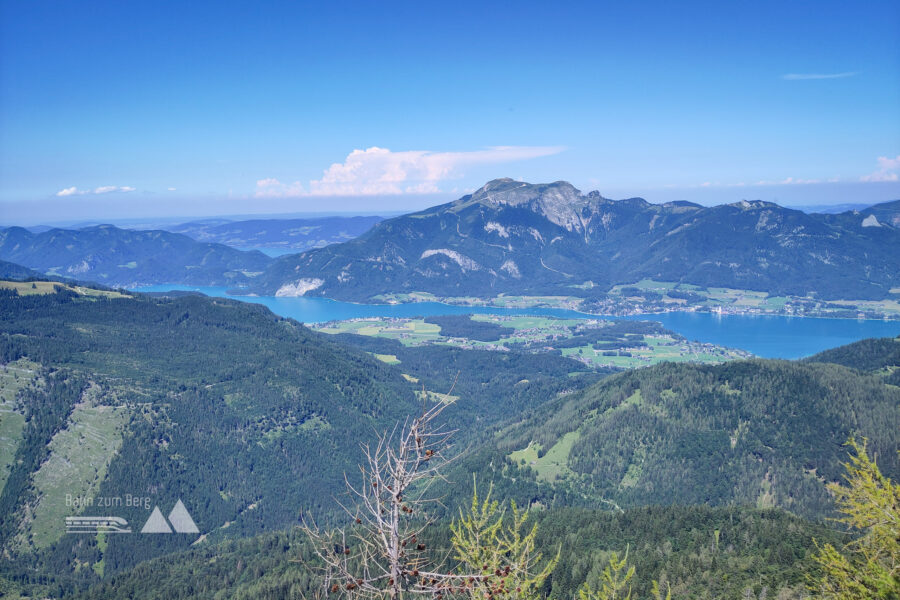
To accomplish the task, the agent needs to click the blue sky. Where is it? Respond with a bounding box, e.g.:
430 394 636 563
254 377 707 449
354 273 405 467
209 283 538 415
1 0 898 223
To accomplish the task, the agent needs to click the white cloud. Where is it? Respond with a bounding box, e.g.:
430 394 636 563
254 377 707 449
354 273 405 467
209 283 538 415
671 177 825 189
56 185 136 197
740 178 821 186
862 172 898 183
877 156 900 170
781 72 857 80
93 185 135 194
167 187 177 191
676 161 900 189
254 177 306 198
861 155 900 182
306 145 564 196
775 177 821 185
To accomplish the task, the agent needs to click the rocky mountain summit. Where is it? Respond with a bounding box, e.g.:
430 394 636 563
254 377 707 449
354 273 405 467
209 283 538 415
256 179 900 301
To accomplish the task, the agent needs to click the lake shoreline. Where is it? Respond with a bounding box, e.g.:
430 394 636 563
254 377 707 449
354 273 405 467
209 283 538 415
129 285 900 359
224 287 900 322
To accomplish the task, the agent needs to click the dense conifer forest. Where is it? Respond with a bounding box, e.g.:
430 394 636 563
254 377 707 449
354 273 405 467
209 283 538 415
1 285 898 598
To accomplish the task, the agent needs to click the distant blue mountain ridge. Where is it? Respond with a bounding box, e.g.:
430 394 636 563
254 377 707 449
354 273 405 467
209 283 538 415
2 180 899 300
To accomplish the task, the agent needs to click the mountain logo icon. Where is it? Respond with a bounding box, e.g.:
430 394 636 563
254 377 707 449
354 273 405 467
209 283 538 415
140 499 199 534
167 499 200 533
141 506 172 533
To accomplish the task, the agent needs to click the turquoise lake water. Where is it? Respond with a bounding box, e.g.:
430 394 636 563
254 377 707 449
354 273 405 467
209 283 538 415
131 285 900 359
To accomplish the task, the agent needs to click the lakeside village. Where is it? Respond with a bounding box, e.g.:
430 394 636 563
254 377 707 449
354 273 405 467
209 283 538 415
377 284 900 320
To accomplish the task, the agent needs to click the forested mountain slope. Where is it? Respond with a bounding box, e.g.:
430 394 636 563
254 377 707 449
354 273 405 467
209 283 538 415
256 178 900 301
0 284 599 583
55 505 839 600
805 335 900 384
0 260 49 281
0 287 424 578
2 283 897 597
452 354 900 521
0 225 272 286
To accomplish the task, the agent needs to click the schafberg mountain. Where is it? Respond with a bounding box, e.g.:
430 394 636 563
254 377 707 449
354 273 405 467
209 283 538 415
0 225 273 287
256 179 900 301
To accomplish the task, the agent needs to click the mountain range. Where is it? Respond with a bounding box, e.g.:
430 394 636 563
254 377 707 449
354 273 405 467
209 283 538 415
0 225 272 287
256 179 900 301
160 215 384 252
2 180 898 301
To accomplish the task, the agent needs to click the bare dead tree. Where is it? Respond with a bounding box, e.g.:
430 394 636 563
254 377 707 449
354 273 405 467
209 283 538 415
302 392 473 600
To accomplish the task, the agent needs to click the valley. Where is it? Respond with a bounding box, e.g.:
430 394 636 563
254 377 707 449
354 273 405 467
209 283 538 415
1 180 898 598
0 279 899 599
5 3 899 597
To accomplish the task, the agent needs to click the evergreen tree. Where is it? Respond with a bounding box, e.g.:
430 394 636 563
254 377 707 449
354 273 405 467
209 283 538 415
450 482 556 600
812 438 900 599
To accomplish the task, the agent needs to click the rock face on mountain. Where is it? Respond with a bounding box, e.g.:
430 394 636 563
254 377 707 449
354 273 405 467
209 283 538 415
256 179 900 300
0 225 272 287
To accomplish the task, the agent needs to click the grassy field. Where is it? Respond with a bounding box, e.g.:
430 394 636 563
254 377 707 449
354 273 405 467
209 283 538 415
372 353 401 364
472 314 582 329
619 445 647 489
414 389 459 404
16 391 130 551
0 360 39 495
508 431 580 483
315 318 442 346
313 314 749 370
484 295 584 309
611 279 680 292
828 298 900 314
371 291 586 310
370 292 441 304
0 280 65 295
564 335 743 369
0 280 129 299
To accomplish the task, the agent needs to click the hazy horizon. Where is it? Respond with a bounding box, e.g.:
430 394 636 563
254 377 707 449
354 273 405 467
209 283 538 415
1 177 897 228
2 1 899 224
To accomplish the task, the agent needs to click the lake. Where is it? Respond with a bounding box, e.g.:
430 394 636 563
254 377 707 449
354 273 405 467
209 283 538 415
131 285 900 359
